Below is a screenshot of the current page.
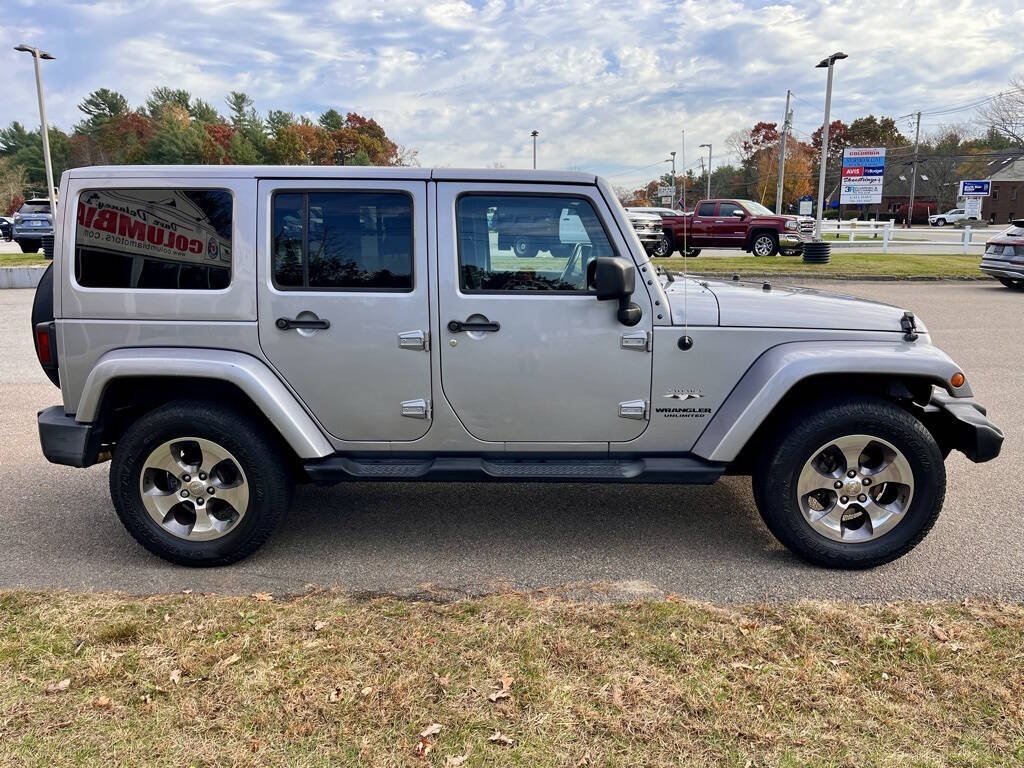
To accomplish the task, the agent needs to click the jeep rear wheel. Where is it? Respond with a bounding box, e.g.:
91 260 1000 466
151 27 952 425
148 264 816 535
751 232 779 257
752 397 945 569
110 400 292 566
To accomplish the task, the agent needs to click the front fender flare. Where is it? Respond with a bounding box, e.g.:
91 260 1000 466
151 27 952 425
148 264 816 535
75 348 334 459
691 340 970 463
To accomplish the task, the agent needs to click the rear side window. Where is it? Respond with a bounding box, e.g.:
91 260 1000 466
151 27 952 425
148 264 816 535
697 202 716 216
272 191 413 291
75 188 232 289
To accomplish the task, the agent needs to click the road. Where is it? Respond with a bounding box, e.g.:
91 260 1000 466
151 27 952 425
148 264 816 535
0 280 1020 601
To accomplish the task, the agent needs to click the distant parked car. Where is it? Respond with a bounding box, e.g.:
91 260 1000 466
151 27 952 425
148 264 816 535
929 208 978 227
623 209 663 255
626 207 691 257
980 219 1024 290
0 216 13 241
12 197 54 253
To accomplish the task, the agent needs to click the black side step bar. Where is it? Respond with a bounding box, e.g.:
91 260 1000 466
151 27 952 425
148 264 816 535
303 456 725 485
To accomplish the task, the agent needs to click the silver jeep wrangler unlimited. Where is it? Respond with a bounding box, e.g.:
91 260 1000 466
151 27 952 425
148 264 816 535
33 166 1003 569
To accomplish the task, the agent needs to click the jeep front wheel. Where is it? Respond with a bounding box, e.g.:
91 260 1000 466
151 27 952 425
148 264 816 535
753 397 945 569
751 232 779 257
110 400 292 566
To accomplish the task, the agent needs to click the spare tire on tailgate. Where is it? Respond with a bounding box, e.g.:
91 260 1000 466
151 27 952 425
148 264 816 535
31 263 60 387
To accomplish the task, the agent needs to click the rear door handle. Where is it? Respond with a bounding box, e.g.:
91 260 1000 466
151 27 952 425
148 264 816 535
447 319 500 333
276 316 330 330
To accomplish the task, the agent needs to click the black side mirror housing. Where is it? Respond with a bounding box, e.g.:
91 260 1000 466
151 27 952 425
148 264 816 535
592 257 641 326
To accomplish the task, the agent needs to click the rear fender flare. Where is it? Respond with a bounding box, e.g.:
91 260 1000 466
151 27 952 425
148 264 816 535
691 340 970 463
75 348 334 459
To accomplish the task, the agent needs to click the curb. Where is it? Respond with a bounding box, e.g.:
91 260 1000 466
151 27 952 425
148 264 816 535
688 273 991 283
0 265 48 289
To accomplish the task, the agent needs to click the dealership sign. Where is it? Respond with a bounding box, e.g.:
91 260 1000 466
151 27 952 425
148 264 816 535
959 180 991 197
840 147 886 205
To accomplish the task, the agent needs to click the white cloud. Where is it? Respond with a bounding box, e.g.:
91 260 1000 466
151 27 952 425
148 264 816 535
2 0 1021 189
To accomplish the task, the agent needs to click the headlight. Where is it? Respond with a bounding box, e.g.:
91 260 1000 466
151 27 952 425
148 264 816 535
785 220 797 230
13 213 21 222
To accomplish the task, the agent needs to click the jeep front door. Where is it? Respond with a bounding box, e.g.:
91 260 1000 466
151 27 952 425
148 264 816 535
436 184 653 443
257 179 432 441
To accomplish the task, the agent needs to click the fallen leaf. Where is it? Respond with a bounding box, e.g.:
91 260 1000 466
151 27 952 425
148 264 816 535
434 673 450 688
181 589 193 595
738 626 750 636
169 669 182 685
488 731 513 746
948 642 965 652
361 686 373 697
611 684 624 707
488 688 510 703
252 592 273 602
730 662 754 670
216 653 241 671
92 695 112 709
489 674 513 702
313 621 327 632
414 738 434 758
45 678 71 694
163 613 170 623
420 723 443 738
328 687 342 702
828 658 849 667
930 625 950 642
446 754 468 766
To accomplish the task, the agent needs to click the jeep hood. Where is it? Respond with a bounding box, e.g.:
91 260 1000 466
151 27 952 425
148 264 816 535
663 277 922 333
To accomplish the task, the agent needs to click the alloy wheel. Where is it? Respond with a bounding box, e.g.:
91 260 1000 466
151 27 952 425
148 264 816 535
753 235 775 256
795 434 914 543
139 437 249 541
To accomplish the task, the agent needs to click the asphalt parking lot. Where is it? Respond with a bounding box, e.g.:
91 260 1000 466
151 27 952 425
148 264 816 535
0 279 1020 601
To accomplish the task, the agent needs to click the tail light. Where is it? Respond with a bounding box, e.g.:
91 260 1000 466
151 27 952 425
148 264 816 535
34 321 58 371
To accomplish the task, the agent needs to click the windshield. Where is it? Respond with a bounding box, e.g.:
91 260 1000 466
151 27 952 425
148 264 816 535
18 201 51 215
737 200 774 216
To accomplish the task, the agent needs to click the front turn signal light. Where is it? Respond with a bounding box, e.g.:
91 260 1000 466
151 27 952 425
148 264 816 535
950 372 966 388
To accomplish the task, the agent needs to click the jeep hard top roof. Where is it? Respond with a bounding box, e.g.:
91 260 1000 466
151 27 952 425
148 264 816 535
63 165 600 185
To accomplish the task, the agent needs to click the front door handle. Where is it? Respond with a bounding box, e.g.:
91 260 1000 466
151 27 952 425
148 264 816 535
276 316 330 331
447 319 500 333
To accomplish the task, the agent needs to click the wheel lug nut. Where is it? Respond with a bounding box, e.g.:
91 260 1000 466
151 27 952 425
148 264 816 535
207 487 216 495
196 497 204 506
199 472 207 481
862 477 871 486
182 474 191 482
858 494 868 503
847 470 856 478
840 496 849 504
834 481 843 489
180 489 189 498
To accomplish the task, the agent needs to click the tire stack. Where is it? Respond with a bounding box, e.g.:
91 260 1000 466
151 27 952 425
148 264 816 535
802 241 830 264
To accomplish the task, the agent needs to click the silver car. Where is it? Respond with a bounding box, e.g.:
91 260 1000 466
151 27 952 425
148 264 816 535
13 197 54 253
33 166 1002 569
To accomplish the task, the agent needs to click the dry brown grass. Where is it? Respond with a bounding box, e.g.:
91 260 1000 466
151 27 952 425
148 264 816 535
1 591 1022 767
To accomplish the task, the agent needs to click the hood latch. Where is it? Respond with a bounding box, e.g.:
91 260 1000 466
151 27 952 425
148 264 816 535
901 312 919 342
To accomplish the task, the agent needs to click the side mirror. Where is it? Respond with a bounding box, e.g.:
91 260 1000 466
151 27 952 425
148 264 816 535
732 210 746 218
591 257 641 326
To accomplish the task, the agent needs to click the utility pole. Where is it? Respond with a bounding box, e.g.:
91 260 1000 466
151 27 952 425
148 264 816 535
905 111 921 228
699 143 712 199
14 44 57 215
813 52 847 240
665 151 676 207
680 129 686 210
775 89 792 214
530 130 539 169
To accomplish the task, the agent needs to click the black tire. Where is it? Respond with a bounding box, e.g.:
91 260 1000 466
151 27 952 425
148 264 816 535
512 236 537 258
17 239 40 253
934 219 946 227
110 400 292 566
750 231 779 257
683 247 701 257
998 278 1024 290
752 397 945 569
652 233 673 258
30 263 59 387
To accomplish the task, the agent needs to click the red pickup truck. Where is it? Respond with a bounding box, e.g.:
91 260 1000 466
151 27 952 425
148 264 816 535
628 199 814 257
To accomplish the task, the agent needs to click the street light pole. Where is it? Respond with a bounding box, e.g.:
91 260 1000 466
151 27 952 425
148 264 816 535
14 44 57 215
775 89 792 214
530 130 539 170
813 52 847 241
905 111 922 229
680 129 686 211
699 143 712 199
666 151 676 207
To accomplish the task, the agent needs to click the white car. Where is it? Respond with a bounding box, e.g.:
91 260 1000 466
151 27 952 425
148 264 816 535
928 208 978 227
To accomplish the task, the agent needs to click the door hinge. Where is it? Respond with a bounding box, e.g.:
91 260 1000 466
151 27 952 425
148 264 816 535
620 330 651 351
618 399 649 420
400 398 431 420
398 329 430 351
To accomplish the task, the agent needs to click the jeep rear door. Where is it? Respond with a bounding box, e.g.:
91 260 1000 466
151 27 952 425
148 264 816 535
435 182 652 443
256 179 432 442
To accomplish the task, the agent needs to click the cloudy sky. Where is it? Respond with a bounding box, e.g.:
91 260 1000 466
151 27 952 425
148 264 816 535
2 0 1019 188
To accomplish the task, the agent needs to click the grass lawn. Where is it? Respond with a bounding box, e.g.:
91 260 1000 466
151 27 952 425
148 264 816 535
0 253 49 268
661 251 985 279
1 591 1021 766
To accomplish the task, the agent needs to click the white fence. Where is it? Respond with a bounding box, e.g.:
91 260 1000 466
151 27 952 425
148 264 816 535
821 219 984 254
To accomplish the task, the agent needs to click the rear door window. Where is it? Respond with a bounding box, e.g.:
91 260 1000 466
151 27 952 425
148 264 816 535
74 188 232 289
19 201 51 214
